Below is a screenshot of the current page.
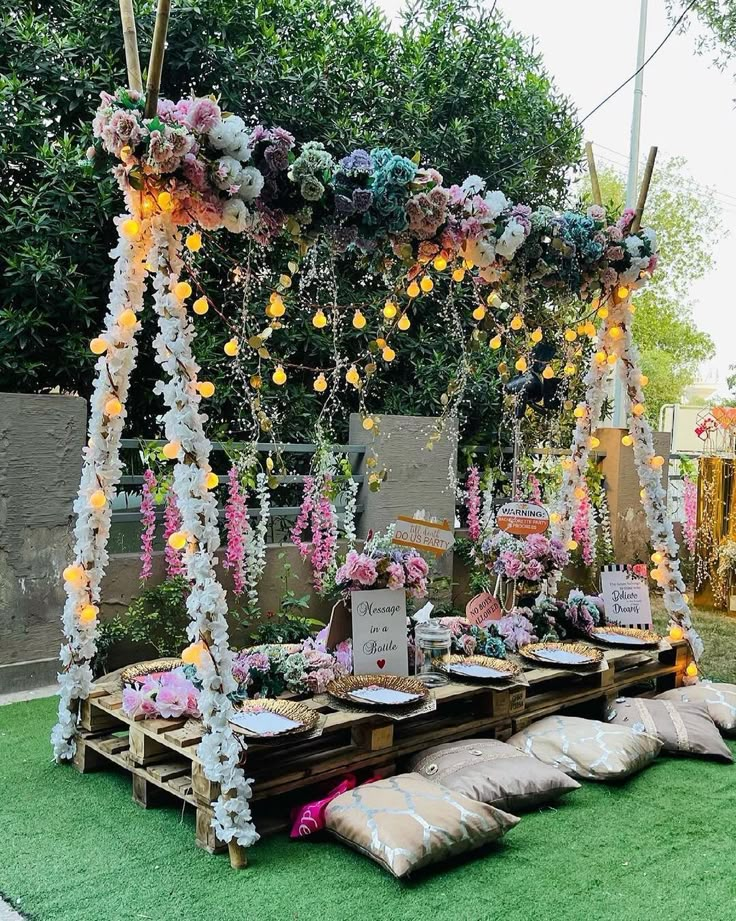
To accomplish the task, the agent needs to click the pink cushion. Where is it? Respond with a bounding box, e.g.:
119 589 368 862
290 775 358 838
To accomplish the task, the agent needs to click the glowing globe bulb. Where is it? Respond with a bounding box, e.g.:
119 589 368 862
63 564 85 585
567 539 578 551
352 310 367 329
89 490 106 509
632 403 645 416
181 642 206 666
433 255 447 272
272 365 287 385
607 354 618 365
346 365 360 386
686 662 698 678
597 306 609 319
279 274 292 288
407 281 421 298
622 434 634 447
121 218 140 240
564 364 577 376
118 308 137 329
174 281 192 300
383 301 398 319
186 232 202 253
564 329 577 342
472 305 487 322
640 374 649 387
561 457 574 471
141 198 155 217
197 381 215 398
594 351 607 364
420 276 434 293
90 337 108 355
312 309 328 329
573 405 586 419
669 625 684 642
514 356 527 373
270 296 286 318
588 435 600 448
157 191 172 210
313 373 328 393
205 472 219 489
104 397 123 417
549 512 562 524
617 286 630 300
79 604 98 624
362 417 375 430
651 551 665 564
651 455 665 469
224 338 239 357
489 335 502 350
542 365 554 380
382 346 396 362
531 327 543 344
168 530 187 551
574 487 586 500
397 315 411 331
510 314 523 331
193 297 209 315
452 268 466 283
608 326 623 340
162 441 181 460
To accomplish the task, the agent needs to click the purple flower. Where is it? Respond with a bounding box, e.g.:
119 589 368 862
351 188 373 213
334 193 356 216
523 559 544 581
497 611 537 652
339 149 374 176
264 144 289 174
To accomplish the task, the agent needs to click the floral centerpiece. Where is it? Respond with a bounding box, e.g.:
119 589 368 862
482 531 569 603
435 616 508 659
122 667 200 719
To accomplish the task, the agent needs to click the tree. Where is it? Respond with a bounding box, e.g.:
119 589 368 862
667 1 736 72
591 158 716 421
1 0 582 440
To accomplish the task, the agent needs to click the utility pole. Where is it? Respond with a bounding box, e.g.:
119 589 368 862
612 0 648 428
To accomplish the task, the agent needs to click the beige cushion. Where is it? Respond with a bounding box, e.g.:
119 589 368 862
658 682 736 734
508 715 662 781
324 772 519 878
406 738 580 811
608 697 733 762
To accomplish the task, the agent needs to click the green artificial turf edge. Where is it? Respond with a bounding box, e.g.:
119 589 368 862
1 696 736 921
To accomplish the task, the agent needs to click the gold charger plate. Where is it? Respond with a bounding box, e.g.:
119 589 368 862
440 655 521 682
519 642 604 669
121 658 183 685
229 698 319 738
591 626 661 648
326 674 430 707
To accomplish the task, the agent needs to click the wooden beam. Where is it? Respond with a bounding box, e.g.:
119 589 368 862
118 0 143 94
144 0 172 118
631 146 658 233
585 141 602 207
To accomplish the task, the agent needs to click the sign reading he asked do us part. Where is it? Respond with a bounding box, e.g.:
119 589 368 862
392 516 455 556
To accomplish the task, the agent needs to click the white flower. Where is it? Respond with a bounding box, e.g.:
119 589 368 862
208 115 247 153
495 218 526 259
212 156 243 191
463 237 496 268
236 166 264 203
642 226 657 251
223 198 248 234
624 234 644 256
461 174 486 196
484 190 510 220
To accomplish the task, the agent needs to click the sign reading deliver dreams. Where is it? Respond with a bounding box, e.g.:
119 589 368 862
600 565 653 629
350 588 408 676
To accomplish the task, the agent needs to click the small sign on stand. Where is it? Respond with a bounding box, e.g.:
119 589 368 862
600 564 653 629
496 501 550 536
393 516 455 556
350 589 408 676
465 593 502 626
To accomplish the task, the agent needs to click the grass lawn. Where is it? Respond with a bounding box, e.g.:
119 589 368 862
1 606 735 921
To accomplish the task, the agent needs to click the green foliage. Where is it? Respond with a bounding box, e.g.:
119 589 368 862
1 0 581 443
667 1 736 72
591 158 716 421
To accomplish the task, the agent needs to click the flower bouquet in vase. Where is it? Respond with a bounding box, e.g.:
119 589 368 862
482 531 569 610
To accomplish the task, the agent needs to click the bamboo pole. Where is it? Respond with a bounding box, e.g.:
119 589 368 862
631 145 658 233
118 0 143 93
144 0 172 118
585 142 602 207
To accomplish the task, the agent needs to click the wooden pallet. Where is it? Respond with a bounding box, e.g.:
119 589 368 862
73 639 687 866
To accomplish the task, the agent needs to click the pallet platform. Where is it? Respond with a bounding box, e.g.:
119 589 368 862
73 639 687 864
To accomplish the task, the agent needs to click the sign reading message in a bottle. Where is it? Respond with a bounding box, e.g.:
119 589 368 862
350 588 408 676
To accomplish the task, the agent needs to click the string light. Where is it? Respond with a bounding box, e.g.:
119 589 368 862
174 281 192 300
90 337 108 355
561 457 574 471
89 490 106 509
567 539 578 550
650 455 665 469
617 286 630 300
382 346 396 362
420 277 434 293
489 334 502 350
272 365 287 385
79 604 98 624
118 308 137 328
362 416 375 430
63 564 85 585
632 403 645 416
622 434 634 446
193 297 209 315
515 356 527 372
407 281 421 298
141 198 154 217
573 405 586 418
588 435 600 448
452 267 465 283
270 294 286 317
352 310 367 329
640 374 649 386
607 354 617 365
564 364 576 376
473 305 487 321
312 308 328 328
313 373 328 393
181 642 207 666
550 512 561 524
510 314 523 331
224 338 239 357
542 365 554 380
669 625 684 642
397 314 411 331
564 329 577 342
608 326 623 340
197 381 215 398
121 218 140 240
168 530 187 550
104 397 122 417
531 327 543 343
162 441 181 460
205 472 219 489
574 486 586 500
279 274 292 288
186 232 202 252
686 662 698 678
597 306 609 319
651 551 665 564
433 255 447 271
157 191 172 210
383 301 398 319
346 365 361 386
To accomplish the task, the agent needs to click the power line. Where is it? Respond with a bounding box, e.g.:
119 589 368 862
491 0 700 181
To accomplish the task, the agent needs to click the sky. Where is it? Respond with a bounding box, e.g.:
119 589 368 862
377 0 736 398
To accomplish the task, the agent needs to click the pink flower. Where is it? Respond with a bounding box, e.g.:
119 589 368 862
122 687 146 718
187 98 222 134
182 153 208 191
501 553 523 579
223 467 248 595
139 469 157 581
405 555 429 581
461 635 477 656
156 684 189 719
684 477 697 554
157 98 177 121
163 490 186 578
523 559 544 581
352 555 378 586
386 562 405 590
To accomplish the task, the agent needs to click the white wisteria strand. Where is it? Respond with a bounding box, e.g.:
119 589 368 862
150 213 258 848
342 475 358 546
245 472 270 609
52 203 151 761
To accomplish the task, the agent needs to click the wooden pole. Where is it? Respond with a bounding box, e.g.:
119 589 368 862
144 0 172 118
585 142 602 207
118 0 143 94
631 146 658 233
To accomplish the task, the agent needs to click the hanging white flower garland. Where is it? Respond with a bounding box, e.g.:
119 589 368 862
52 202 151 761
149 213 258 848
244 472 270 610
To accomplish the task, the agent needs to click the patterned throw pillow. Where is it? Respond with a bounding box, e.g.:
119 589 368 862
406 738 580 811
658 682 736 734
324 772 519 878
508 715 662 781
607 697 733 761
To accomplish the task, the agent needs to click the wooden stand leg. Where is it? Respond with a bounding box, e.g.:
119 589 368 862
132 774 164 808
228 842 247 869
72 738 104 773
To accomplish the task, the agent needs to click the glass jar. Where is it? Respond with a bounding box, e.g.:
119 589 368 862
414 622 451 687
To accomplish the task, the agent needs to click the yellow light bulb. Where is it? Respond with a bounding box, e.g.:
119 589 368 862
564 329 577 342
353 310 367 329
651 455 665 468
119 145 132 160
162 441 181 460
515 356 528 372
193 297 209 315
104 397 122 417
397 314 411 331
383 301 398 319
79 603 98 624
564 364 577 376
63 564 85 585
573 405 586 418
561 457 574 471
550 512 561 524
362 416 375 430
270 296 286 318
313 373 328 393
224 338 239 357
640 374 649 386
607 354 618 365
205 472 219 489
250 374 262 389
382 346 396 362
588 435 600 448
651 551 665 564
640 488 647 500
597 306 609 319
121 218 140 240
452 268 466 283
531 327 543 344
312 309 328 328
420 276 434 293
490 335 502 350
542 365 554 380
376 338 387 348
669 625 684 642
473 305 487 322
594 350 607 364
617 286 630 300
174 281 192 300
197 381 215 398
487 292 502 308
272 365 287 385
118 308 137 329
608 325 623 340
90 337 108 355
142 198 154 217
279 274 292 288
686 662 698 678
407 281 421 298
632 403 645 416
567 539 579 551
574 487 586 500
181 642 206 666
433 255 447 272
510 314 524 331
186 232 202 253
168 530 187 551
346 365 360 386
157 191 172 210
89 490 106 509
584 322 596 337
622 434 634 446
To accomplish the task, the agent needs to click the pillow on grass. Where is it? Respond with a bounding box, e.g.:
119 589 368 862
608 697 733 762
658 682 736 734
406 738 580 811
324 772 519 878
507 715 662 781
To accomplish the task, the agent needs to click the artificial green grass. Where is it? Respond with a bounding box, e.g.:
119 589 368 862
1 698 736 921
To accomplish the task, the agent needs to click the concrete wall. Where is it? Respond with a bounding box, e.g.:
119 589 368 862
0 393 86 692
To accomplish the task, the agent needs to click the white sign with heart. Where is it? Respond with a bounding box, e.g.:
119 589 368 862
350 588 408 676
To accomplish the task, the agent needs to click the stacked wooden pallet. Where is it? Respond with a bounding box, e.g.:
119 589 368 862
73 639 687 866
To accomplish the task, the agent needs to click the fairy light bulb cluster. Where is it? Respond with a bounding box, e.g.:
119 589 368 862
79 603 98 624
669 625 684 642
63 564 85 585
205 472 219 489
420 276 433 293
622 434 634 446
269 293 286 318
490 335 502 350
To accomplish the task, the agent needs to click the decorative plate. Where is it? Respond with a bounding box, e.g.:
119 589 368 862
228 698 319 738
326 674 430 708
439 655 521 682
121 658 183 685
519 642 604 668
591 626 661 648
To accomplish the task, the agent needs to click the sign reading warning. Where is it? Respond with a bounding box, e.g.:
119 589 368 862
496 501 550 536
393 516 455 556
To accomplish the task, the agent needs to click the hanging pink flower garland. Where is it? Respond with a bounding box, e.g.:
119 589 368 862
223 466 249 596
465 466 481 542
292 475 338 590
684 476 697 556
163 490 186 577
139 468 157 580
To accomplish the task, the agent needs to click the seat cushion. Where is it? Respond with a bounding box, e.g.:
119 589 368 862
658 682 736 734
324 772 519 878
406 738 580 811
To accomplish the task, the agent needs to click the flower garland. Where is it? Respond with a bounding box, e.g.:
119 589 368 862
223 466 248 595
150 212 257 848
243 472 270 610
291 474 339 590
163 489 186 578
571 482 595 567
139 468 157 580
342 475 358 547
465 466 481 541
683 476 697 555
52 204 152 761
